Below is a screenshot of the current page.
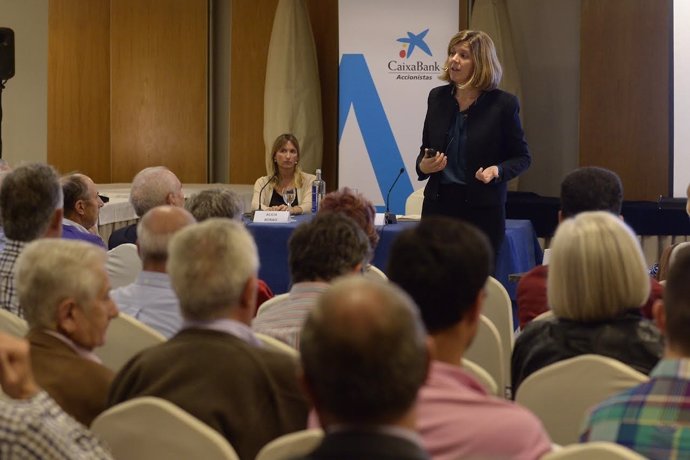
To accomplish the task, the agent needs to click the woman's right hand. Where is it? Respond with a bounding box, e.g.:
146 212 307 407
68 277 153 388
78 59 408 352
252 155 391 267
419 151 448 175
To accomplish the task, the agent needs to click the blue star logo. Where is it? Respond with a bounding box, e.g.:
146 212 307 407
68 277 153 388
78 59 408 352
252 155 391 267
397 29 432 59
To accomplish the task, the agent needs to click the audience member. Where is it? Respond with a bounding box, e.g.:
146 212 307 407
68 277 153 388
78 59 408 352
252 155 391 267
517 166 663 328
108 166 184 249
580 246 690 458
388 217 552 459
110 206 195 338
17 239 118 426
296 277 430 460
0 163 63 317
252 213 370 348
61 173 106 248
0 160 13 252
108 219 307 460
185 188 274 305
0 332 112 458
512 212 663 393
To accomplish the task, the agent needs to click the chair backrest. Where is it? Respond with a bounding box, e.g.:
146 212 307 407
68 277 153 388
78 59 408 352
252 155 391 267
482 276 514 392
95 312 166 372
464 315 505 396
533 310 555 322
542 442 646 459
256 293 290 317
106 243 142 289
515 354 649 445
0 309 28 338
461 358 499 396
364 264 388 282
255 332 299 358
404 188 424 215
91 396 240 460
255 429 324 460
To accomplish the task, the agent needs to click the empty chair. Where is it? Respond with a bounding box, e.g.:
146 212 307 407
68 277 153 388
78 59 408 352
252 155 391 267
95 312 166 372
482 276 514 392
515 354 648 445
0 309 27 338
91 396 240 460
256 429 324 460
255 332 299 358
404 188 424 216
364 264 388 282
464 315 505 397
542 442 646 459
106 243 142 289
461 358 499 396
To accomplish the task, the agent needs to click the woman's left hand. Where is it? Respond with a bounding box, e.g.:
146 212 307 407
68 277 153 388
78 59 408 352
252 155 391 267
475 166 499 184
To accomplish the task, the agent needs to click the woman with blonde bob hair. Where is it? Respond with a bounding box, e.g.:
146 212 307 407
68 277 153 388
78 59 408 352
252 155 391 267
252 133 316 214
416 30 531 257
511 211 663 393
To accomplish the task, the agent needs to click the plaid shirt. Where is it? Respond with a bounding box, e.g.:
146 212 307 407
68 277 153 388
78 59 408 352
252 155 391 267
0 238 25 317
0 391 112 459
580 358 690 459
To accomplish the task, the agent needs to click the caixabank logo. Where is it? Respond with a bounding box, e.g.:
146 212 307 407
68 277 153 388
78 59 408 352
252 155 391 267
388 28 441 80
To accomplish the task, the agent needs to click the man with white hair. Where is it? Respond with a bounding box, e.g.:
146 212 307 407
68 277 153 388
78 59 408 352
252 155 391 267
0 163 63 317
110 206 196 338
108 166 184 249
17 239 119 426
61 173 106 247
108 219 308 460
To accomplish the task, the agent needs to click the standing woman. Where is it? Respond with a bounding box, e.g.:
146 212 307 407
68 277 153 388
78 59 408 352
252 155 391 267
252 133 316 214
417 30 531 255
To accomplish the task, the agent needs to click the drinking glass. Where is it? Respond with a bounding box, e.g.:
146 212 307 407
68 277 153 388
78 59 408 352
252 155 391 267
283 188 296 218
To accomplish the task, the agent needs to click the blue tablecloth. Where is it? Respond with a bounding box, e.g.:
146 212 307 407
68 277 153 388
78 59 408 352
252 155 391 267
245 217 542 309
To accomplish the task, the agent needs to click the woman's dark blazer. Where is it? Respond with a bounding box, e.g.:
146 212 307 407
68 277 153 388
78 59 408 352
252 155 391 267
415 84 531 207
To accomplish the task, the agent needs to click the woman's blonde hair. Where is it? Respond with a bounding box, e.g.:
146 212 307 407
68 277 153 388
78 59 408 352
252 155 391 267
270 133 304 188
547 211 650 321
439 30 502 91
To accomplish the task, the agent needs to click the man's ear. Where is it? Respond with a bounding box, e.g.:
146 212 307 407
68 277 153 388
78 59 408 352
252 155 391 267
56 298 78 336
74 199 86 216
45 208 63 238
239 276 258 317
652 299 666 334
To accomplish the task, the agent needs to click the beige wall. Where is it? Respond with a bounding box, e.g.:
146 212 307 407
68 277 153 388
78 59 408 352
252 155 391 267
0 0 48 166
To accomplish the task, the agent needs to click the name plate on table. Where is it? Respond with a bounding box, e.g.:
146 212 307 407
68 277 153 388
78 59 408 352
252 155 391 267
253 211 290 223
374 213 386 226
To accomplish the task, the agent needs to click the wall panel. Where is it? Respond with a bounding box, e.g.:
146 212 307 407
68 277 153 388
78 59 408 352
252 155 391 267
48 0 110 181
580 0 670 200
110 0 208 183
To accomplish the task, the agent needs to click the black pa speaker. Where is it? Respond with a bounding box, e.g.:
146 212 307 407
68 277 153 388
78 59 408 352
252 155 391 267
0 28 14 80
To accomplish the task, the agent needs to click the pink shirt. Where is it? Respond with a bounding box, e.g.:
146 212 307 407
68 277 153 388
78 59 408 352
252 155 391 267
417 361 551 460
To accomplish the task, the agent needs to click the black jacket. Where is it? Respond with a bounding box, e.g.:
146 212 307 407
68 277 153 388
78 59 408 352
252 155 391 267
416 85 531 206
511 310 663 395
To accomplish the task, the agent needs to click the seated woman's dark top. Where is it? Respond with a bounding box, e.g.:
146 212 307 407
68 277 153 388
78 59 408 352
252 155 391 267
511 309 663 396
269 189 299 208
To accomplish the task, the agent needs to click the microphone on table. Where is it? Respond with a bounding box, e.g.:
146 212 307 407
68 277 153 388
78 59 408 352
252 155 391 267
384 167 405 225
258 173 277 211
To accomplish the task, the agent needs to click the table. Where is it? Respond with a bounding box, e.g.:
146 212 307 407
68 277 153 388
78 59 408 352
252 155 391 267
246 217 543 309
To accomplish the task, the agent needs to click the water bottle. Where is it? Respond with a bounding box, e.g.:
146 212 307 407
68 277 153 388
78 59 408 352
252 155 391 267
312 169 326 213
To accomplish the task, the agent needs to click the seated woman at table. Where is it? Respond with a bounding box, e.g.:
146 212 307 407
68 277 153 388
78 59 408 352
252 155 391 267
511 211 663 395
252 133 316 214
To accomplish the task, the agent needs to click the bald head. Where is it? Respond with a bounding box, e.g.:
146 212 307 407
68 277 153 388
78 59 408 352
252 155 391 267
300 277 428 426
130 167 184 217
137 206 196 268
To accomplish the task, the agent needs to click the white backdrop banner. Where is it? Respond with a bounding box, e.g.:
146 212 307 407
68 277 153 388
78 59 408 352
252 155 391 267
338 0 459 214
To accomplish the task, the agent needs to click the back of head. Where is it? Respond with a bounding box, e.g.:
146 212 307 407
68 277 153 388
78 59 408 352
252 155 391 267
662 246 690 355
167 218 258 321
16 239 106 329
129 166 182 217
184 188 243 221
560 166 623 218
388 217 492 333
319 187 379 250
548 211 650 321
0 163 62 241
288 213 370 283
137 206 196 263
300 277 427 425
